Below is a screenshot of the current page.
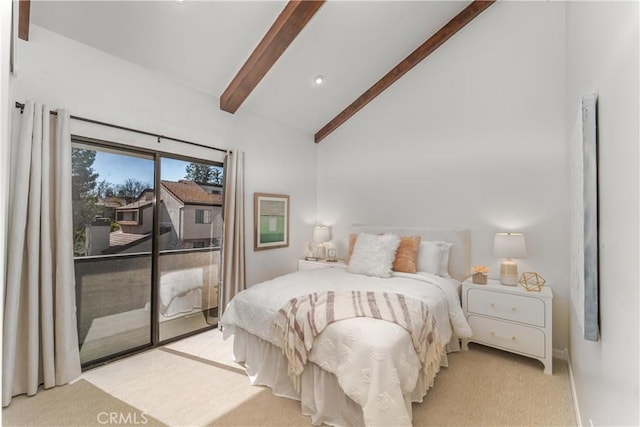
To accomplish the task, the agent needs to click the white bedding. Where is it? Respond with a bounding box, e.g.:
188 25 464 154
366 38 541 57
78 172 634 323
221 268 471 426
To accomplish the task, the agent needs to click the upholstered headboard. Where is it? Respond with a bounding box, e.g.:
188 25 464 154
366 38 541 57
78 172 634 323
350 225 471 282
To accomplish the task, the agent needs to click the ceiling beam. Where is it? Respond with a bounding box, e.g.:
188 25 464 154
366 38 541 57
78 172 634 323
220 0 325 114
314 0 495 143
18 0 31 41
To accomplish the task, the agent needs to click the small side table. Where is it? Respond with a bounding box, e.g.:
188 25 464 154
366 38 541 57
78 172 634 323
461 278 553 374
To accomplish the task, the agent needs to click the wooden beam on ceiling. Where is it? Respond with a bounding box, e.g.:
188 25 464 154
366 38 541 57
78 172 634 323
18 0 31 41
220 0 325 114
314 0 495 143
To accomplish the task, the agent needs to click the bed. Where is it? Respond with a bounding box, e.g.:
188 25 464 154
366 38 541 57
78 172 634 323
220 227 472 426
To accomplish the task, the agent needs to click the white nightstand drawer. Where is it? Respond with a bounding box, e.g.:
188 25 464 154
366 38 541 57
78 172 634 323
467 288 545 327
467 315 545 358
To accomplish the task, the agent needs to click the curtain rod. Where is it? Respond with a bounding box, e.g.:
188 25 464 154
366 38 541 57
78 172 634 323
14 101 229 154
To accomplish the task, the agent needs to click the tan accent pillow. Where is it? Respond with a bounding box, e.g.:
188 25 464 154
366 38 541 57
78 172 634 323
392 235 422 273
346 233 358 263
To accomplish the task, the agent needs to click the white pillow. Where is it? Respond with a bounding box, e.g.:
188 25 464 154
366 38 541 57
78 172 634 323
438 241 453 277
417 240 453 277
416 241 443 275
347 233 401 278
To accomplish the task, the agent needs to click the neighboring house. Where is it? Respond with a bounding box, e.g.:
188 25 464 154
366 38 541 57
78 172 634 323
86 189 154 255
196 182 223 196
115 189 154 235
95 196 127 220
86 181 222 255
160 180 223 249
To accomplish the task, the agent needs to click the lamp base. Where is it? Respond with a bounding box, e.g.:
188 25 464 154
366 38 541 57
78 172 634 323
500 259 518 286
317 245 327 260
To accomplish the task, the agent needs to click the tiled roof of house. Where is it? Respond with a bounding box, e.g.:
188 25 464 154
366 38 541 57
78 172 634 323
104 226 171 254
116 199 153 210
106 230 150 254
161 180 222 206
99 197 127 208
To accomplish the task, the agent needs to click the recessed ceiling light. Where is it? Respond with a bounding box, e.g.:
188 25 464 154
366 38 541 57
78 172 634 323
313 75 324 86
174 0 185 4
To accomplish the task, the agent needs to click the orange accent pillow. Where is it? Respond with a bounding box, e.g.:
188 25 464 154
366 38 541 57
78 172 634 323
392 235 422 273
346 233 358 263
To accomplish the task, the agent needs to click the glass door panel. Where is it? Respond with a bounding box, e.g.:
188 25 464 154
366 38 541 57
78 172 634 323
72 142 155 365
75 254 152 364
157 157 222 341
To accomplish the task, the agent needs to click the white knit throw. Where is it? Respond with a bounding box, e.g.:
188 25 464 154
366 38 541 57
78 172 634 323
274 290 443 388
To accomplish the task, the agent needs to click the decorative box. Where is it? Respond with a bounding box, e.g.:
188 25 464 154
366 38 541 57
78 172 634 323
472 272 487 285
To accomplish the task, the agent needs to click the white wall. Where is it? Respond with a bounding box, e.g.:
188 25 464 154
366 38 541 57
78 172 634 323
10 26 317 286
318 2 569 350
565 2 639 426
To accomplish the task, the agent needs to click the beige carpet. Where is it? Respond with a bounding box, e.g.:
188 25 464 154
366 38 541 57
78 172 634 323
3 329 576 426
414 344 575 426
2 379 165 427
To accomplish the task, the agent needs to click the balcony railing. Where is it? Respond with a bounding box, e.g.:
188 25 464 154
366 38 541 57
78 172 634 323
74 247 219 364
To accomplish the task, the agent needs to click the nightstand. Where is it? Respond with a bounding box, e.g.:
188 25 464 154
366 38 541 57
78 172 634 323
298 258 348 271
461 278 553 375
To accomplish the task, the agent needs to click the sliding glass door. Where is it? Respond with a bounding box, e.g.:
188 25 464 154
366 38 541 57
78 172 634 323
72 139 221 367
73 143 155 365
157 157 221 341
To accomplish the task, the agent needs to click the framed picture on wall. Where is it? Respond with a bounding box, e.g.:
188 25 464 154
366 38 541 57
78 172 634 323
254 193 289 251
581 93 599 342
569 93 600 342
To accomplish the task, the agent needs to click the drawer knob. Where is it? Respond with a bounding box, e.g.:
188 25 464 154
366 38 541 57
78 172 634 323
490 303 495 308
512 306 517 311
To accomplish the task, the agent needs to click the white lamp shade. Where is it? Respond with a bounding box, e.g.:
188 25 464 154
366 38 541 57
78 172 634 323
493 233 527 259
313 226 331 244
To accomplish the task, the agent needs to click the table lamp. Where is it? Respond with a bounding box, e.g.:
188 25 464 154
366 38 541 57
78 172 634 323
313 226 331 259
493 232 527 286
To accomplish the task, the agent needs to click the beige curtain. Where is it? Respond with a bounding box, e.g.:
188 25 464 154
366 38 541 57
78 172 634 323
3 102 81 407
220 150 245 318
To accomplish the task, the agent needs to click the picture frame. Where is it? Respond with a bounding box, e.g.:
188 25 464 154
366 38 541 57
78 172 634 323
254 193 289 251
581 93 599 342
569 93 600 342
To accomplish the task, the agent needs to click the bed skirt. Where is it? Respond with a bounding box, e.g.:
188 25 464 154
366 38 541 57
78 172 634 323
229 327 459 427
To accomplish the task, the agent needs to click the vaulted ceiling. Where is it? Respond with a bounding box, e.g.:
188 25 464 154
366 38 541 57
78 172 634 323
25 0 494 142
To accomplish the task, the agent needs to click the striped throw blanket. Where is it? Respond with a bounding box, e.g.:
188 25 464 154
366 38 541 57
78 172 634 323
274 290 442 386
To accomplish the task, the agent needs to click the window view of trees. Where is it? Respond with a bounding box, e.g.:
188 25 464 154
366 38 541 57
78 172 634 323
184 162 223 185
72 148 100 255
94 178 152 203
71 148 154 255
71 146 224 257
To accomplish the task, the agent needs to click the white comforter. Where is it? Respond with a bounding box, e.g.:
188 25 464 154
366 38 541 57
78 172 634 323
221 268 471 426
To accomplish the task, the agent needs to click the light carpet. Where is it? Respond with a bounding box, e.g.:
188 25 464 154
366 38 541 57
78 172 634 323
2 379 165 426
414 344 575 426
3 328 576 426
